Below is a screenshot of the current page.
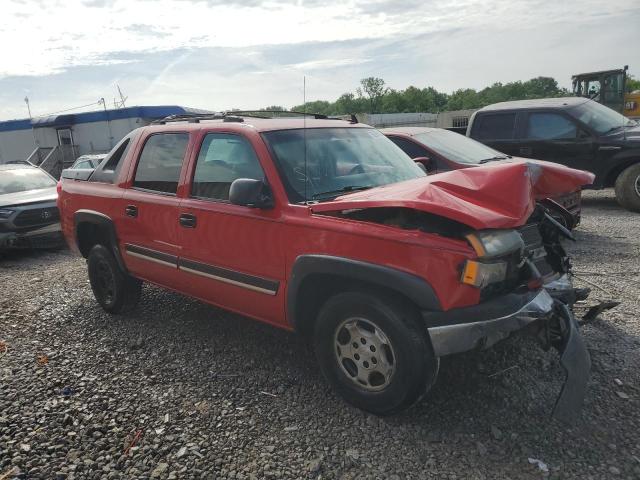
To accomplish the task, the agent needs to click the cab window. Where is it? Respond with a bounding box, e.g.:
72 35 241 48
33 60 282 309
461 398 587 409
191 133 264 201
133 133 189 194
526 113 577 140
474 113 516 140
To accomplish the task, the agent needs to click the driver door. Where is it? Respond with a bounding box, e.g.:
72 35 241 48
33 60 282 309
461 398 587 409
177 131 286 326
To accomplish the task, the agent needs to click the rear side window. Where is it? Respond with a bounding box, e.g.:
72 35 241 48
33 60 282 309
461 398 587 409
474 113 516 140
526 112 577 140
191 133 264 201
133 133 189 194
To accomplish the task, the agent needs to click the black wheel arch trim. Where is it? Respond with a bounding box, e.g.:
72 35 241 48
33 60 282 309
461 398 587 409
287 254 442 330
601 153 640 187
74 209 127 272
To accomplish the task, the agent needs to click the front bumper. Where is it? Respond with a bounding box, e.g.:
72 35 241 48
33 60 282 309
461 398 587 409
426 289 554 357
424 289 591 422
0 222 64 249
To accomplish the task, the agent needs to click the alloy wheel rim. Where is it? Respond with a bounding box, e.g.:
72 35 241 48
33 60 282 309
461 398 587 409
334 317 396 391
634 174 640 198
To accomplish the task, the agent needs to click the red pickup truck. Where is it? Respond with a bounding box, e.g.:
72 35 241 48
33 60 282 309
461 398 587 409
58 113 593 419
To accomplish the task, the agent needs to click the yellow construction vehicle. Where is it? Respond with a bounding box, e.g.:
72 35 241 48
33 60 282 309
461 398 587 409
572 66 640 119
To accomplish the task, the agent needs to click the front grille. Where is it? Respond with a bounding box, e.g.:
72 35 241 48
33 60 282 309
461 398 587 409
13 207 60 227
553 191 581 213
518 224 554 278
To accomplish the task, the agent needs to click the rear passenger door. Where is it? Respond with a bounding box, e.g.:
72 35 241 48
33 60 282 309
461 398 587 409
177 132 286 326
118 132 190 288
470 112 520 157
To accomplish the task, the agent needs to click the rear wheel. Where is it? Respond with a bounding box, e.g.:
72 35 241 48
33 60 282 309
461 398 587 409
87 244 141 314
314 291 438 415
614 163 640 212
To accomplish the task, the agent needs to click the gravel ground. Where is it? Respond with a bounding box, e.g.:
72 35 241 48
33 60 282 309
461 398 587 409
1 189 639 480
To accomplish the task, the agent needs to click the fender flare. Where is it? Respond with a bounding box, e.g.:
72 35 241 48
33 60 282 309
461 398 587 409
74 209 126 271
287 254 442 330
601 152 640 187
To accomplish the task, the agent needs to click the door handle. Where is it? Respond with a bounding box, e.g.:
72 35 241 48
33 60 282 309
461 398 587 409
125 205 138 217
179 213 197 228
519 146 532 156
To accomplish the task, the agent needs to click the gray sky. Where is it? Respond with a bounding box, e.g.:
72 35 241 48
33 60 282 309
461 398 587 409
1 0 639 120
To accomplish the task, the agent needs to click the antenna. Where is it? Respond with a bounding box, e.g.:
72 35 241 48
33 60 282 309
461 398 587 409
303 76 308 203
113 85 128 109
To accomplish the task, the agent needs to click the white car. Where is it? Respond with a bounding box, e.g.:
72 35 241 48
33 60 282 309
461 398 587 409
70 154 106 170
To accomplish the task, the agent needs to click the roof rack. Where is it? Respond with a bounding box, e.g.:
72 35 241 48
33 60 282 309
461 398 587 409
151 113 227 125
151 110 359 125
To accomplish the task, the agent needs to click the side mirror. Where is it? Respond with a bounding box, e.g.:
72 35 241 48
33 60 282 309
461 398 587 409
229 178 274 209
413 156 432 173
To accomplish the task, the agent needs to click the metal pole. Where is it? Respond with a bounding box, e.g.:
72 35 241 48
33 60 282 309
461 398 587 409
100 98 114 149
24 96 39 153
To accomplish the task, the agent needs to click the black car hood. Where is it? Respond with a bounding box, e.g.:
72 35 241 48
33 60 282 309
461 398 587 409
0 187 57 208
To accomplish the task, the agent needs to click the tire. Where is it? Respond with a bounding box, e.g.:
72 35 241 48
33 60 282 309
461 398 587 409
313 290 439 415
614 163 640 212
87 244 142 314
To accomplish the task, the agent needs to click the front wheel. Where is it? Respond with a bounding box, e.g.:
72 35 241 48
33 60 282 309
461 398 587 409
614 163 640 212
87 244 142 314
314 291 438 415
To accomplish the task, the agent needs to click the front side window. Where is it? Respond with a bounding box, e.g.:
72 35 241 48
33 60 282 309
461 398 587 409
262 127 425 203
133 133 189 194
191 133 264 200
526 113 577 140
474 113 516 140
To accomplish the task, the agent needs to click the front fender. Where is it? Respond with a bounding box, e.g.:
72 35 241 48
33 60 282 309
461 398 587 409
287 254 442 330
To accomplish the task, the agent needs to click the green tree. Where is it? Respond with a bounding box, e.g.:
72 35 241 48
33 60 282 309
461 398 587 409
259 105 287 112
360 77 387 113
290 100 333 115
273 75 572 115
626 75 640 92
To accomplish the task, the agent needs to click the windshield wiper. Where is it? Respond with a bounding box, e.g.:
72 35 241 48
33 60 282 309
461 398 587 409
312 185 374 200
479 155 510 163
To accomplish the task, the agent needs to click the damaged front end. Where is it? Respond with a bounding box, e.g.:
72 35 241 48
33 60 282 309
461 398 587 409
424 290 590 422
310 163 600 420
324 203 593 422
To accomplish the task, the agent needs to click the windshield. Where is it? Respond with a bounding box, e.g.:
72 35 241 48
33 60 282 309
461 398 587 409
413 130 507 164
262 128 426 202
0 168 56 194
568 100 637 134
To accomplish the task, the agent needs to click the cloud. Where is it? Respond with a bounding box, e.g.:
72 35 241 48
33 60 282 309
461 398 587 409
0 0 638 120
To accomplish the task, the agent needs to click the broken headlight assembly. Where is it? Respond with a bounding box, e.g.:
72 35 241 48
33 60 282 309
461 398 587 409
461 230 525 288
465 229 524 258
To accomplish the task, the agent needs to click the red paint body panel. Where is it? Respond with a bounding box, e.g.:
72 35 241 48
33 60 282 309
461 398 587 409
311 161 594 230
57 120 591 332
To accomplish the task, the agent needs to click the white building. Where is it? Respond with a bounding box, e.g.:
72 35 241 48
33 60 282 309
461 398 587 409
0 105 206 175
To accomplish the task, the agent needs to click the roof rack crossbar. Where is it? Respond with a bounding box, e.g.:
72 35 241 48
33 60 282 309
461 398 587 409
151 110 359 125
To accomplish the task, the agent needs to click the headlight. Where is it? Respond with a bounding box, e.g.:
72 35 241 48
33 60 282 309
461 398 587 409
465 229 524 258
461 260 507 288
0 209 15 219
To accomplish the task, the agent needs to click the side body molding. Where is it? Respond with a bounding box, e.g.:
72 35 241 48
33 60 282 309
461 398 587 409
74 209 126 271
287 254 442 330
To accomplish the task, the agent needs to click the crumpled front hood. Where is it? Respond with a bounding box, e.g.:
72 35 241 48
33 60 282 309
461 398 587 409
311 161 594 230
0 187 57 208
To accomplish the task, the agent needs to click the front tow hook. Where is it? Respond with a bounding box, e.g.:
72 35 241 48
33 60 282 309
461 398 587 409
550 302 591 423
